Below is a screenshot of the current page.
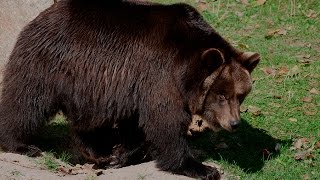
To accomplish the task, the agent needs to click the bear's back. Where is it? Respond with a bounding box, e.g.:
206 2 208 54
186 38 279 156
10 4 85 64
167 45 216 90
9 1 206 79
4 0 226 124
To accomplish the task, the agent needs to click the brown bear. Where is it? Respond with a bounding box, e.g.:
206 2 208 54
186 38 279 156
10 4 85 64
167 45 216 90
0 0 260 179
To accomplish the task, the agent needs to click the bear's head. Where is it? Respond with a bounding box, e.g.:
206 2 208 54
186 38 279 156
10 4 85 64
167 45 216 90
191 48 260 132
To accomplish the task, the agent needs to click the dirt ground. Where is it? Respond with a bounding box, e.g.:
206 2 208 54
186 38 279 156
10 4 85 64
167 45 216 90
0 0 53 65
0 152 225 180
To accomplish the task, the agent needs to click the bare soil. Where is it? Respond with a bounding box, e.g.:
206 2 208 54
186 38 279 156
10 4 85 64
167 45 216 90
0 152 225 180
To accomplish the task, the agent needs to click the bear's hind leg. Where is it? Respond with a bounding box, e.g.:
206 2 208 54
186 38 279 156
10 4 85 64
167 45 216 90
0 84 51 157
0 108 43 156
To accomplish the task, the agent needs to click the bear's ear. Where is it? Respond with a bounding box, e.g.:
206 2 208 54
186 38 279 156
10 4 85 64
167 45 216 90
201 48 224 73
239 52 261 73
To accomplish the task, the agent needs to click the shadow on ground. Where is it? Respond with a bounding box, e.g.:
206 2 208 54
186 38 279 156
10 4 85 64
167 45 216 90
31 116 291 173
189 119 292 173
30 115 81 164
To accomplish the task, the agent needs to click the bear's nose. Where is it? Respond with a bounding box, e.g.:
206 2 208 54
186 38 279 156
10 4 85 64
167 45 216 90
230 120 241 130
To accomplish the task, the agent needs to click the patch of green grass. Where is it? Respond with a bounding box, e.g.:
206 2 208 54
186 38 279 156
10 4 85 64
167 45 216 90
154 0 319 179
31 113 78 165
37 152 61 172
10 170 24 177
58 151 73 165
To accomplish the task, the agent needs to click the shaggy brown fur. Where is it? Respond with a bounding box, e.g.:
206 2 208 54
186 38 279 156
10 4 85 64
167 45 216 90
0 0 260 179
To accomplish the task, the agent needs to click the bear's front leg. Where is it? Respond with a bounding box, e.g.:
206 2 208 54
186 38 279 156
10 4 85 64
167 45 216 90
140 99 220 180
